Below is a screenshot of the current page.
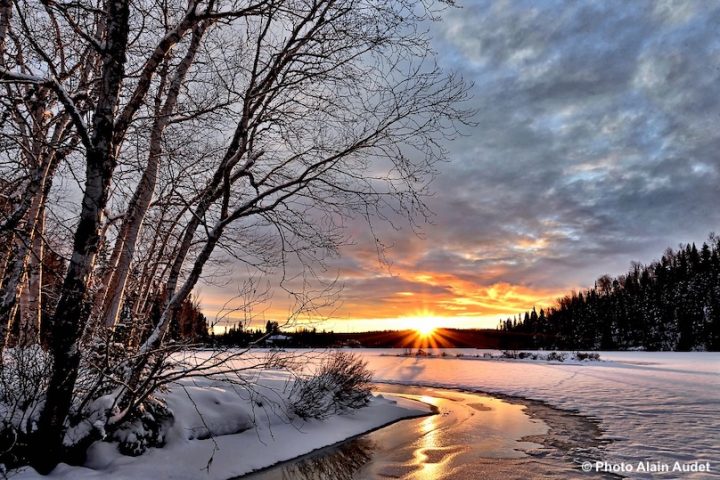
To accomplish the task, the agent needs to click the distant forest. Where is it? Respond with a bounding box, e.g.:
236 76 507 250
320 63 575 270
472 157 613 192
500 234 720 351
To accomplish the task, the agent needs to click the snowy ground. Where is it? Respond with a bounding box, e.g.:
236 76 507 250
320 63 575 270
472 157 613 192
13 349 719 479
361 349 720 479
14 364 430 480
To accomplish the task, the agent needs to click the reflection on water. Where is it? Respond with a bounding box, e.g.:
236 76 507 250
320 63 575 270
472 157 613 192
269 437 375 480
242 385 599 480
410 396 457 480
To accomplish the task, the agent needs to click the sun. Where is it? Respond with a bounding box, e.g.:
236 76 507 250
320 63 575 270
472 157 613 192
414 316 438 337
397 313 453 348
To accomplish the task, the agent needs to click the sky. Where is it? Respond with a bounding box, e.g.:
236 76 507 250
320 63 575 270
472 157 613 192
201 0 720 332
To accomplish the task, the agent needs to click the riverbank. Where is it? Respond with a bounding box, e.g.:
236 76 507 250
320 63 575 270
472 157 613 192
13 350 718 479
244 384 614 480
13 370 431 480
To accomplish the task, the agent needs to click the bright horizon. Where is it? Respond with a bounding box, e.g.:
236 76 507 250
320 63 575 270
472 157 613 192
200 287 568 333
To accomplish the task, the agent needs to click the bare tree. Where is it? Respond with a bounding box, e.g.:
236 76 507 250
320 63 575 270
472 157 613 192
0 0 470 472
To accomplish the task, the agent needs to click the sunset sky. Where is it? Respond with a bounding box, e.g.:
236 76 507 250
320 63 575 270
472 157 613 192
200 0 720 332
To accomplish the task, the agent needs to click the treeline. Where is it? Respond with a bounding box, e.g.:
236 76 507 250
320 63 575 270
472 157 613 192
500 235 720 351
211 326 545 349
211 323 354 348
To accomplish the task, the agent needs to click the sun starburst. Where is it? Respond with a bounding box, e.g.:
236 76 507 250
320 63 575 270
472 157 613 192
412 316 438 338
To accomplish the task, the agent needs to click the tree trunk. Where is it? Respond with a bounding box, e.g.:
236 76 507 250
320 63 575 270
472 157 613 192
141 226 221 353
0 229 30 346
0 153 63 350
18 204 43 346
31 1 131 472
0 231 14 292
100 23 208 328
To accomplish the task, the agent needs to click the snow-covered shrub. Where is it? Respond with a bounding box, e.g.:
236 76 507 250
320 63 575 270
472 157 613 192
575 352 601 361
289 351 372 420
110 398 173 456
0 345 51 429
58 331 181 458
546 351 567 362
0 345 52 468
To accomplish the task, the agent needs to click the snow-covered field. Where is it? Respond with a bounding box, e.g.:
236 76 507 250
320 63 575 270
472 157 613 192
15 365 430 480
361 349 720 479
14 349 719 479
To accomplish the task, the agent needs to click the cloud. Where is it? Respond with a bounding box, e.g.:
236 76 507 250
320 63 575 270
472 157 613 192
420 0 720 275
203 0 720 329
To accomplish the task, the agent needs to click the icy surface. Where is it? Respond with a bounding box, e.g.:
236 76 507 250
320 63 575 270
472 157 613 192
360 349 720 478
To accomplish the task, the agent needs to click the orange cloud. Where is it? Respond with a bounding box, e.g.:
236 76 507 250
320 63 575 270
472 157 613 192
200 271 564 333
197 231 573 333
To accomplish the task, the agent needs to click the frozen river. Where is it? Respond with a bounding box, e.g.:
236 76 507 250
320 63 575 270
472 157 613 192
243 383 613 480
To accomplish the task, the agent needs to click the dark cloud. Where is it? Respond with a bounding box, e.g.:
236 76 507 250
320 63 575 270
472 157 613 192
405 0 720 287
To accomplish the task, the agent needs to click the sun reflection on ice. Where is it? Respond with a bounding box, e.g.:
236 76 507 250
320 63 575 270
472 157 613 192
414 404 443 480
408 394 465 480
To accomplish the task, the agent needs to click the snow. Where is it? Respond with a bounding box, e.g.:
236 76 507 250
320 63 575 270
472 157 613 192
14 365 430 480
11 349 719 479
360 349 720 479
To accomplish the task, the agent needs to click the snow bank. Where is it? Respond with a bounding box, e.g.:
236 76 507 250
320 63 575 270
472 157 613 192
14 366 430 480
13 349 716 479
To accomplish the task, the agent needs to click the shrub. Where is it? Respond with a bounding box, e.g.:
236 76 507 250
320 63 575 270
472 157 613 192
110 399 173 456
575 352 601 361
290 351 372 420
0 346 52 468
546 351 567 362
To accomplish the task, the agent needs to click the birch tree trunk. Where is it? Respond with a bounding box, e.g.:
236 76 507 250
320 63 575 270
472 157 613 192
17 203 43 346
0 152 57 351
32 1 131 471
0 230 30 345
100 22 209 328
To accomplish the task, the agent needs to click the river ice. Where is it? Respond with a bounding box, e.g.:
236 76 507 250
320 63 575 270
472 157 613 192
362 350 720 479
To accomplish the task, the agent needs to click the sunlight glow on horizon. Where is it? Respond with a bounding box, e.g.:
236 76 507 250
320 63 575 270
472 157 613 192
199 264 570 333
200 291 567 333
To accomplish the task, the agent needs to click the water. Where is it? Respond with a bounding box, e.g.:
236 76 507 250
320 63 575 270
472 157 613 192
241 384 604 480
